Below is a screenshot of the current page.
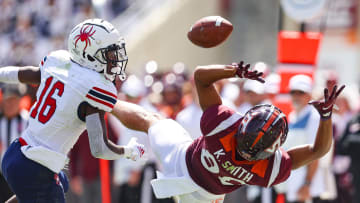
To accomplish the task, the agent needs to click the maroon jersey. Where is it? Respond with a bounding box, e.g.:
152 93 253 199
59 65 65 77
185 105 292 195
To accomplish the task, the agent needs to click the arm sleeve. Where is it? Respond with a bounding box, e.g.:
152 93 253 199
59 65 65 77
86 113 125 160
0 66 19 83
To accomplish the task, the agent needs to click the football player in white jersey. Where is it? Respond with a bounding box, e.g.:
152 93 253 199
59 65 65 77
0 19 145 203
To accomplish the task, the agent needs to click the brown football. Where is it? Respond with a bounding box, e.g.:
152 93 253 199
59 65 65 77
187 16 233 48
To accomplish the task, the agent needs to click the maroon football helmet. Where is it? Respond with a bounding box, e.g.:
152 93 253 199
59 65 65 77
235 104 288 161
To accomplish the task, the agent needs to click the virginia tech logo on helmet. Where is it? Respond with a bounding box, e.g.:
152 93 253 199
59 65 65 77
74 24 96 52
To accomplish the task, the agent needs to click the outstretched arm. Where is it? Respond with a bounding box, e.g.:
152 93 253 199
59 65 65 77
111 100 164 133
83 103 144 161
0 66 40 84
194 61 264 111
288 85 345 169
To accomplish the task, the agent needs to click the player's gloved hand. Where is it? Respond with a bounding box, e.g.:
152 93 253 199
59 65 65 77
124 137 145 161
308 85 345 120
233 61 265 83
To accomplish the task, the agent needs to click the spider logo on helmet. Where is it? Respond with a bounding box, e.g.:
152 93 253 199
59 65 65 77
68 19 128 81
74 24 96 52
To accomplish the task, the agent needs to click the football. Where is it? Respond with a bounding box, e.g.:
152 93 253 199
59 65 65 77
187 16 233 48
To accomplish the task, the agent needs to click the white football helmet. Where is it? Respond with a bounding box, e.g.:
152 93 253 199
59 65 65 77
68 18 128 81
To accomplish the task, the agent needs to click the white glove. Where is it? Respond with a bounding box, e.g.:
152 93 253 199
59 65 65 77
124 137 145 161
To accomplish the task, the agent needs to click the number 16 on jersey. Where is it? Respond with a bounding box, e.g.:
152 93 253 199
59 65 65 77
30 76 65 124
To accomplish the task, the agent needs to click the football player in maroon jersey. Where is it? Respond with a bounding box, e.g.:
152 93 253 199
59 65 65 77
111 61 344 202
193 61 344 191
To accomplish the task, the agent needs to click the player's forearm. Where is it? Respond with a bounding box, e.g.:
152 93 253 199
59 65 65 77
311 119 333 159
111 100 162 133
288 119 333 169
102 132 125 155
194 65 236 87
18 66 41 84
0 66 40 84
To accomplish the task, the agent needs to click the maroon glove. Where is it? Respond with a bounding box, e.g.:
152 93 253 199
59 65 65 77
308 85 345 120
233 61 265 83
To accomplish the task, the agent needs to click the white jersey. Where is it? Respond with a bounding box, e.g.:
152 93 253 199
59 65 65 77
22 50 117 155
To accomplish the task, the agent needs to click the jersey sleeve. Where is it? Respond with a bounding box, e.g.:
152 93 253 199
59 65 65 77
200 104 240 136
38 50 71 81
39 50 71 69
85 84 117 112
267 148 292 187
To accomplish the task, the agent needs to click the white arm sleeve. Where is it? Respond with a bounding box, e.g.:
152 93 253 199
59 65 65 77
86 113 127 160
0 66 19 83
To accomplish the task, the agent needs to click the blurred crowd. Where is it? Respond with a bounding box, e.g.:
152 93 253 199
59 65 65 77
0 1 360 203
0 0 129 67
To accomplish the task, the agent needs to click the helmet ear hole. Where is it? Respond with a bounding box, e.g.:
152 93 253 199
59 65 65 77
87 55 95 62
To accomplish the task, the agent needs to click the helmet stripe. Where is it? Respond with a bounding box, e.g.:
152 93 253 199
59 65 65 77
250 110 279 148
273 113 285 125
264 105 275 120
